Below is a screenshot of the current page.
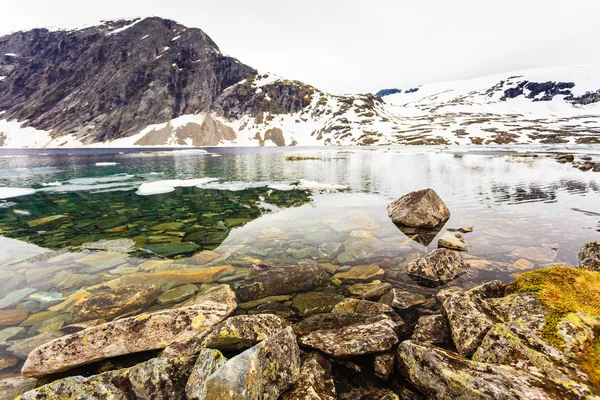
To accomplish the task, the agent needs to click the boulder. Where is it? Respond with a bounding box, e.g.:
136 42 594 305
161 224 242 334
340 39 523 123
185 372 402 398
237 262 328 302
163 314 283 358
387 189 450 228
347 281 392 299
397 340 586 400
578 240 600 271
411 314 450 346
405 248 468 287
437 232 467 251
204 327 300 399
379 288 426 310
186 349 228 400
21 286 236 377
282 352 337 400
298 317 398 357
20 356 195 399
70 285 159 322
442 280 505 357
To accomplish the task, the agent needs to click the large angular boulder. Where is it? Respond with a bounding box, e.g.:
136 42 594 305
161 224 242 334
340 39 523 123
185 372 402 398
397 340 582 400
21 286 237 377
20 356 195 399
578 240 600 271
406 248 468 287
442 280 505 357
387 189 450 228
163 314 283 358
298 317 398 357
282 352 337 400
204 327 301 399
237 262 328 302
186 349 228 400
70 285 159 322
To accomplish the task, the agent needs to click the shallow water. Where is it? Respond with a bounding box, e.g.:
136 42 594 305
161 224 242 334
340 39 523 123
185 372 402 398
0 145 599 379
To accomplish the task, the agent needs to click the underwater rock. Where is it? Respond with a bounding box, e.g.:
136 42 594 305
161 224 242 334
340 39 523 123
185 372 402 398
405 248 468 287
163 314 283 357
0 309 28 326
387 188 450 228
0 376 38 400
379 288 426 310
27 291 65 309
331 297 395 315
237 261 328 302
70 285 159 322
204 327 300 400
157 284 199 305
336 238 403 265
20 356 195 399
0 326 26 341
299 317 398 357
333 263 385 282
144 242 201 258
397 340 579 400
186 349 228 400
291 291 345 316
282 352 337 400
0 288 38 309
21 286 236 377
347 281 392 299
7 331 64 359
27 215 71 228
437 231 467 251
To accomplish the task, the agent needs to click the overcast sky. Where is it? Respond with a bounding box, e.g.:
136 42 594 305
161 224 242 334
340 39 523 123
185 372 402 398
2 0 600 94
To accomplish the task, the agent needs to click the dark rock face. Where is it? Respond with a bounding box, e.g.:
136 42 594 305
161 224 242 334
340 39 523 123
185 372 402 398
387 189 450 228
0 17 256 142
237 262 328 302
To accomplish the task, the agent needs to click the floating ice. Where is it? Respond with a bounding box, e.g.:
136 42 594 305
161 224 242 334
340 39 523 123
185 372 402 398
136 178 218 196
0 187 36 199
95 162 119 166
296 180 350 191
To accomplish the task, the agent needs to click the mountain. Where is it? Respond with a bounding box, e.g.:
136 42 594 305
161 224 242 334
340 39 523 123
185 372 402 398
0 17 599 147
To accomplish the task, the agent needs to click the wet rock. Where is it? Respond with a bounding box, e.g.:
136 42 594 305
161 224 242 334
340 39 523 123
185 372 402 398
0 288 38 309
397 340 585 400
332 298 394 315
249 302 296 319
327 210 380 232
237 261 328 302
27 215 70 228
379 288 426 310
387 188 450 228
405 248 468 287
294 313 388 336
347 281 392 299
157 284 198 305
578 240 600 271
20 356 195 399
0 376 37 400
411 314 450 345
163 314 283 357
70 285 159 322
21 286 236 377
0 357 18 371
152 222 185 231
62 319 106 334
373 352 395 381
50 271 101 291
186 349 228 400
442 280 506 357
27 291 65 309
0 326 26 341
238 295 292 310
7 331 63 359
147 235 182 244
437 231 467 251
337 238 403 265
299 317 398 357
145 242 201 257
333 263 385 282
0 309 28 326
435 286 463 303
508 246 557 263
291 291 345 316
282 352 337 400
204 326 300 399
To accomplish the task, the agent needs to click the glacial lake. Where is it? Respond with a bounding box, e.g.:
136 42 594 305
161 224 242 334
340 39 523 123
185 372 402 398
0 145 599 379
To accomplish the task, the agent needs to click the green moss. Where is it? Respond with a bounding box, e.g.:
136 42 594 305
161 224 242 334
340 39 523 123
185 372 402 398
507 266 600 389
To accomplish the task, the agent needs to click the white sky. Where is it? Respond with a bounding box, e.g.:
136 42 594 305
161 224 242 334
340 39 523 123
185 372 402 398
1 0 600 95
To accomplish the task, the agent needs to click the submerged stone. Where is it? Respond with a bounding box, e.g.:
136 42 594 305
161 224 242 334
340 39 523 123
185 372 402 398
145 242 200 257
387 188 450 228
333 263 385 282
347 281 391 299
204 327 301 400
437 231 467 251
0 309 28 326
157 284 198 305
291 291 345 316
70 285 159 322
27 215 70 228
0 288 38 309
7 331 64 360
21 286 236 377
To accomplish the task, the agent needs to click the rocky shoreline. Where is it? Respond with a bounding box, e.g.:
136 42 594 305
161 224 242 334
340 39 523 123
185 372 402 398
0 189 598 399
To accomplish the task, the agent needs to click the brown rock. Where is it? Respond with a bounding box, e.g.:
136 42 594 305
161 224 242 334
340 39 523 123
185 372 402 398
0 309 28 326
405 248 468 287
283 352 336 400
379 288 426 310
70 285 159 322
387 188 450 228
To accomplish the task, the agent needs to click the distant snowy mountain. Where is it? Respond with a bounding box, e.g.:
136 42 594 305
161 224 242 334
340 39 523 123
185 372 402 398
0 17 599 147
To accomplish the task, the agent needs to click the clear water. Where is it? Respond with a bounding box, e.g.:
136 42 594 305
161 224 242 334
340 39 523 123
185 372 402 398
0 145 599 378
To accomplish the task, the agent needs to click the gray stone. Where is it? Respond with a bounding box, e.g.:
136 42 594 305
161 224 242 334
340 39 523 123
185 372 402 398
405 248 468 287
0 326 26 341
0 288 38 309
7 331 64 360
411 314 450 345
0 376 38 400
438 231 467 251
578 240 600 271
158 284 198 305
186 349 228 400
204 327 301 400
387 188 450 228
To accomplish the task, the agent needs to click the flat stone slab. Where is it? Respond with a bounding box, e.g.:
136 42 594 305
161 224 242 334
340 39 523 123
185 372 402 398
21 288 236 377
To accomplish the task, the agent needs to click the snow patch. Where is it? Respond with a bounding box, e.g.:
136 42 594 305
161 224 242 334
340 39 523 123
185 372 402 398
136 178 218 196
0 187 36 199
